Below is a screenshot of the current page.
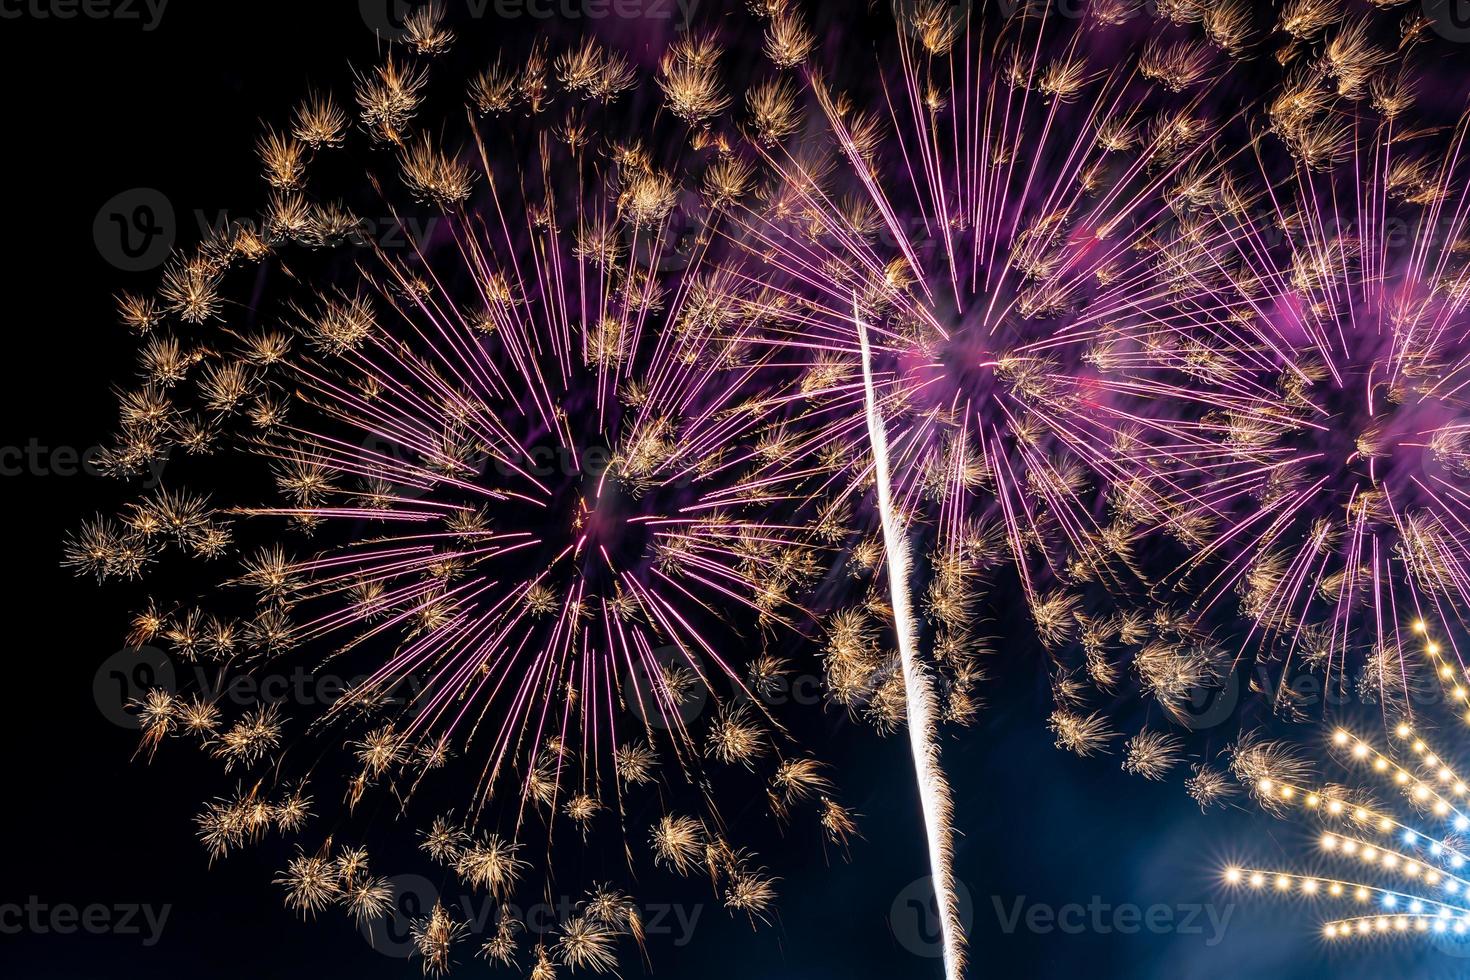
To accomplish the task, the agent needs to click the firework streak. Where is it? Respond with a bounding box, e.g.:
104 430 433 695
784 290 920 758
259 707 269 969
859 302 966 978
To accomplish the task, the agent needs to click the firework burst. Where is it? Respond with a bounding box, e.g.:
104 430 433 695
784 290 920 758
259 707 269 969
70 14 854 972
1067 3 1470 722
718 0 1285 737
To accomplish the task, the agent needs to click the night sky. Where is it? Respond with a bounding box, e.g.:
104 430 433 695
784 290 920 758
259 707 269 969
5 3 1470 978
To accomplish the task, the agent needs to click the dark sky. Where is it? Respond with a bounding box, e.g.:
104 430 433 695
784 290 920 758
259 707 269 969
3 3 1468 978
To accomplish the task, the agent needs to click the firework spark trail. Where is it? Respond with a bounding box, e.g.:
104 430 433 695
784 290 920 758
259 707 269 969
856 293 966 980
1222 721 1470 942
1130 99 1470 712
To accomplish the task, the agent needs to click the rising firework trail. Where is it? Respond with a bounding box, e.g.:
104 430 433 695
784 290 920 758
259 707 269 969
858 294 966 980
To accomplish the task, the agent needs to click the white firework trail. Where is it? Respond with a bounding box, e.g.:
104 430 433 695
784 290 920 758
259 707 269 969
856 294 967 980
